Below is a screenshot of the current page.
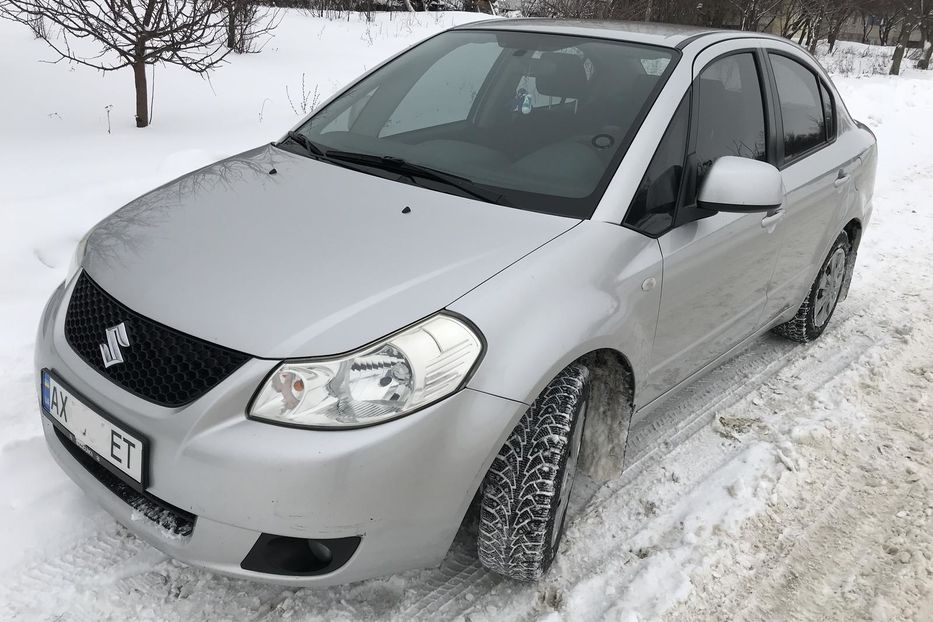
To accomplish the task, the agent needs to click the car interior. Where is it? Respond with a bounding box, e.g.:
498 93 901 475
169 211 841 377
304 32 674 211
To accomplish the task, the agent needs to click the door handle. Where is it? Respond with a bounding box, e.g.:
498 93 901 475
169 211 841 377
761 207 784 230
834 172 851 187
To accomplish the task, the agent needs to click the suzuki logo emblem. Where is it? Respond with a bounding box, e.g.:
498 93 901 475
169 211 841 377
100 322 130 368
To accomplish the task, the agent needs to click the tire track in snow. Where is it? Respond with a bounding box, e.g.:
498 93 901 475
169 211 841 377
739 474 920 621
599 296 876 506
623 288 877 476
0 524 153 619
669 311 932 621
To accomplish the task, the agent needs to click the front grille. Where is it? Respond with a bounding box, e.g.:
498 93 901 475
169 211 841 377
64 272 249 408
54 427 196 537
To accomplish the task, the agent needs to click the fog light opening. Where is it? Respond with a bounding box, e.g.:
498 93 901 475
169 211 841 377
240 533 361 576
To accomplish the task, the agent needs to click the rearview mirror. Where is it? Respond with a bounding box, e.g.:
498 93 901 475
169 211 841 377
697 156 785 213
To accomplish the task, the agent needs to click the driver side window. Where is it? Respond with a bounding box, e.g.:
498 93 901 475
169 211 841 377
624 53 769 237
623 94 689 236
694 53 767 184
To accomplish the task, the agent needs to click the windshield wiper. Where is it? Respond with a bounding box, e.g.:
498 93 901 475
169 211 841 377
279 131 327 158
324 150 509 206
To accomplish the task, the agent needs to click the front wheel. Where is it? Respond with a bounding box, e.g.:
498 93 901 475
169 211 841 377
477 363 588 581
773 232 850 343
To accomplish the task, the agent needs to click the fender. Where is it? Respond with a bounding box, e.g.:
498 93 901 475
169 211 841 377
787 126 877 318
449 220 662 409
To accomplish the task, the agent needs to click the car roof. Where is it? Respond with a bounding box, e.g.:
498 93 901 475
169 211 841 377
454 18 761 49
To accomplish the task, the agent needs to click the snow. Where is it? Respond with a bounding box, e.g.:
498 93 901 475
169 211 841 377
816 39 933 77
817 40 896 76
1 13 932 620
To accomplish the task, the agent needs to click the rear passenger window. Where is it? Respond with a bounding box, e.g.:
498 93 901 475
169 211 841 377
770 54 827 161
624 94 689 236
694 53 767 184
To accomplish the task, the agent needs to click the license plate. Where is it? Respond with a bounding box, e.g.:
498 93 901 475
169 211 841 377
41 369 147 487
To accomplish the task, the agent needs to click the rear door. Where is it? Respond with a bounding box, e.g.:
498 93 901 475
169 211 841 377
639 44 784 405
759 47 863 322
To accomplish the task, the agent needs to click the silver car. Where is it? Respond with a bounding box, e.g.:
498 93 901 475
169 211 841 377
36 19 876 585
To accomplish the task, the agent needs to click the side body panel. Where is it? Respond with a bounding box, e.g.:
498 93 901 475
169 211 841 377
637 38 877 414
451 221 662 408
641 41 785 404
757 40 877 322
763 134 862 321
645 211 781 403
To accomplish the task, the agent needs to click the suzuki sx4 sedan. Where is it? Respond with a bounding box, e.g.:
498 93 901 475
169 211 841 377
37 19 876 584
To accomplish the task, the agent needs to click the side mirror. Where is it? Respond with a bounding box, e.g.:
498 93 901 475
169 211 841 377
697 156 785 213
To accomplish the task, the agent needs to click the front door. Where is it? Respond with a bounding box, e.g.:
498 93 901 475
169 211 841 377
642 47 784 405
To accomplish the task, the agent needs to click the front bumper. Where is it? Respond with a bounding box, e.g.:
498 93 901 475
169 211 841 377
36 277 526 586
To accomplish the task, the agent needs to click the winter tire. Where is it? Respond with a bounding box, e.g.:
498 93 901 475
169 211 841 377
773 232 850 343
477 363 589 581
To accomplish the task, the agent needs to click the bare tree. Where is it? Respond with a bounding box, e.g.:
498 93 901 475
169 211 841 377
879 0 908 44
224 0 279 53
883 0 929 73
1 0 232 128
889 6 914 72
726 0 783 31
889 20 911 72
779 0 810 39
916 0 932 67
823 1 856 51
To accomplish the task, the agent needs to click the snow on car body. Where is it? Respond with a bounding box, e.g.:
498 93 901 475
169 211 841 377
34 18 877 585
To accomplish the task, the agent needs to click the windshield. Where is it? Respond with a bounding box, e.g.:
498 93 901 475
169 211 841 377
286 30 678 219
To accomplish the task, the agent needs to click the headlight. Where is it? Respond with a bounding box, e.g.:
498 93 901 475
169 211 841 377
248 313 483 429
66 231 91 281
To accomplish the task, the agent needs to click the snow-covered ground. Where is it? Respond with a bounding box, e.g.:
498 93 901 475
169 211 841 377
1 12 931 621
816 40 895 76
817 39 930 77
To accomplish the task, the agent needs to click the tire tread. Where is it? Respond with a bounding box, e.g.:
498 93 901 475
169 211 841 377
477 364 588 581
772 232 850 343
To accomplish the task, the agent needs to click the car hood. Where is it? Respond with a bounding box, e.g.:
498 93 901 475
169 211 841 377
82 145 578 358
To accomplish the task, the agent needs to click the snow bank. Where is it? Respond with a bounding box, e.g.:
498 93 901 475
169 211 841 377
815 40 896 76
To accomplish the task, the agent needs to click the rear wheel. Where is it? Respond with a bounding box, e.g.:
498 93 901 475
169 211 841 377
773 232 850 343
477 364 588 581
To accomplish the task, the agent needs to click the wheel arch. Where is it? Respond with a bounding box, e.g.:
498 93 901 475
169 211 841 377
470 346 637 579
843 217 862 245
477 344 638 481
573 348 636 480
840 217 863 301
